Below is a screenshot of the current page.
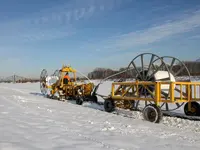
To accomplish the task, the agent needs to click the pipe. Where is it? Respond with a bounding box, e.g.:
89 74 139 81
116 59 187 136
75 69 93 83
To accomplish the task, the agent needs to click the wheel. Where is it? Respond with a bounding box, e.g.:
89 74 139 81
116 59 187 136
125 53 170 110
184 102 200 116
126 54 191 112
76 97 83 105
158 56 191 111
52 69 61 78
104 99 115 112
142 104 163 123
40 69 48 95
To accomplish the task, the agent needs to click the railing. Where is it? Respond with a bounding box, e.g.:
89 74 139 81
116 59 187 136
111 81 200 104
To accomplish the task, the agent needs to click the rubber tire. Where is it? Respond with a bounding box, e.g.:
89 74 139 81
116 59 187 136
104 99 115 112
184 102 200 116
76 97 83 105
142 104 163 123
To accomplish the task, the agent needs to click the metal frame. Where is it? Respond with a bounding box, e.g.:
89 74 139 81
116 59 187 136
152 56 192 111
40 65 95 102
110 81 200 112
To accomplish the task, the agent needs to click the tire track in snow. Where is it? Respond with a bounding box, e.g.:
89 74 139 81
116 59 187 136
10 86 200 134
9 86 200 135
2 84 200 148
0 90 130 150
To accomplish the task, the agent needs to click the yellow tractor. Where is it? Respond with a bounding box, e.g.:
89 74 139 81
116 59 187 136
40 65 97 105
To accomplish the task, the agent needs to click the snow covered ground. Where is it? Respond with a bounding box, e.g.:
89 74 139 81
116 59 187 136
1 81 200 150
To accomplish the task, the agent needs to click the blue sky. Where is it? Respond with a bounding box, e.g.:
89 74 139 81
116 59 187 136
1 0 200 78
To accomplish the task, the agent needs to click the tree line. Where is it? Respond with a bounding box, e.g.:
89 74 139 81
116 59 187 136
87 61 200 79
87 67 136 80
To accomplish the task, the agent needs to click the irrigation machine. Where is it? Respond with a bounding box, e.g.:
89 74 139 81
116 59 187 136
40 53 200 123
40 65 97 105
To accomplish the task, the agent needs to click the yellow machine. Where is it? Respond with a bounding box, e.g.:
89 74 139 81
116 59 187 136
40 65 97 105
39 53 200 123
97 53 200 123
103 80 200 123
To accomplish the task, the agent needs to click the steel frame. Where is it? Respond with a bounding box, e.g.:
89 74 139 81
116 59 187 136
110 81 200 112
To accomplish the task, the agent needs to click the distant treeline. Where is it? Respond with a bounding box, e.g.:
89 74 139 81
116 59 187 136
183 61 200 76
87 61 200 79
87 67 133 80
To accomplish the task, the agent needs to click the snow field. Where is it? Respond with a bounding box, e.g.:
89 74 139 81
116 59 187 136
0 81 200 149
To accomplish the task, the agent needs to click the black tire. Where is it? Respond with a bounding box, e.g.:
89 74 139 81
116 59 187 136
76 97 83 105
184 102 200 116
142 104 163 123
104 99 115 112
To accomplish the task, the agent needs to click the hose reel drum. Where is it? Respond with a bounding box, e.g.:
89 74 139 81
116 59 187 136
125 53 191 111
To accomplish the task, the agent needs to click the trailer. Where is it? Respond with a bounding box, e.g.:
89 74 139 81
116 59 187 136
98 53 200 123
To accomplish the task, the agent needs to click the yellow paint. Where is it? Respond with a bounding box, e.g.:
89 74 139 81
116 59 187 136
170 82 174 102
42 64 94 99
110 81 200 110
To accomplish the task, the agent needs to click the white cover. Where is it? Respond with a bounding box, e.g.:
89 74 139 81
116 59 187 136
154 71 176 91
45 76 59 86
